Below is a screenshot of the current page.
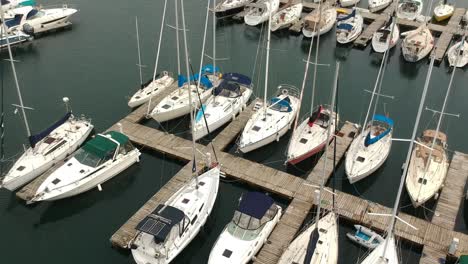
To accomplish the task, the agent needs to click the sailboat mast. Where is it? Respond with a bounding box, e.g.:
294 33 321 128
135 17 143 87
263 10 272 115
0 5 31 137
146 0 168 116
180 0 198 186
175 0 181 76
309 0 322 113
212 0 216 72
381 56 436 259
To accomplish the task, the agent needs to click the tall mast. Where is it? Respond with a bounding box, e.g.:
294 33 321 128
135 17 143 87
180 0 198 186
309 0 322 113
175 0 181 77
263 10 272 116
146 0 168 116
380 55 436 259
0 5 31 137
212 0 216 72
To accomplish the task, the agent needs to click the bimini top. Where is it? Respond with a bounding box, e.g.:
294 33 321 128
364 115 394 147
136 204 185 243
238 192 274 220
29 112 72 148
337 9 356 21
213 81 241 97
82 131 129 159
270 97 292 112
221 73 252 86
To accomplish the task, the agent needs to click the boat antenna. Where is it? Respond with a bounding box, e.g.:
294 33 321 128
263 9 272 117
309 0 322 114
146 0 168 117
380 54 436 260
180 0 199 188
0 5 31 138
135 16 144 88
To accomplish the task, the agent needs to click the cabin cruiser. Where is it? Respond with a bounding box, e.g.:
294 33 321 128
29 131 141 202
401 24 434 62
397 0 423 21
244 0 279 26
270 2 302 32
128 71 175 108
208 192 281 264
336 9 363 44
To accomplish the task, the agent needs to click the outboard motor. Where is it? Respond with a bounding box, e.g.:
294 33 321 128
23 23 34 35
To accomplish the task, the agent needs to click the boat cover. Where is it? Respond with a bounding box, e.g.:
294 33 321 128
195 104 206 123
221 72 251 86
337 23 353 31
28 112 71 148
178 74 213 89
82 131 128 159
337 9 356 21
136 204 185 243
201 64 220 74
4 14 22 28
364 114 394 147
213 81 241 97
304 228 319 264
270 97 292 112
238 192 274 220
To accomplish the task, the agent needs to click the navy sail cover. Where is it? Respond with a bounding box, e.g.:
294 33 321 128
238 192 274 219
136 204 185 243
28 112 71 148
221 73 252 86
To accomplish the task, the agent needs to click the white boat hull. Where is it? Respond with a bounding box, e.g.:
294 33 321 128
244 0 279 26
128 74 175 108
396 0 423 21
303 8 337 38
360 234 399 264
401 25 434 62
336 13 363 44
270 3 302 32
447 40 468 68
372 24 400 53
434 4 454 22
368 0 392 12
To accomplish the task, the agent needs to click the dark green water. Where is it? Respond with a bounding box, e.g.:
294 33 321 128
1 0 468 263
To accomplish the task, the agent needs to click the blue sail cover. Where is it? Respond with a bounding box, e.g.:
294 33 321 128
337 9 356 21
364 114 394 147
201 64 220 74
238 192 274 219
177 74 213 89
270 97 292 112
337 23 353 31
28 112 72 148
221 73 252 86
195 104 206 122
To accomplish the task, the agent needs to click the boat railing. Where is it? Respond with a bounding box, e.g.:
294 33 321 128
38 3 78 10
276 84 300 99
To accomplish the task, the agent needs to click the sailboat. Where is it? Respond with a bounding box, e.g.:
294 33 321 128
286 14 338 165
128 8 175 108
372 17 400 53
401 24 434 62
279 62 341 264
214 0 252 17
207 192 282 264
28 130 141 202
302 2 336 38
433 0 454 22
340 0 360 8
270 1 302 32
131 1 220 263
0 4 93 192
336 9 363 44
447 38 468 67
369 0 392 12
346 37 394 183
396 0 423 20
238 11 300 153
244 0 279 26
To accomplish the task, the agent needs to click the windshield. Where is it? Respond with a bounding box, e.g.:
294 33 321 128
74 148 108 168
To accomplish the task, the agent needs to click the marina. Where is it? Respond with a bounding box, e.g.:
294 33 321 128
2 0 468 263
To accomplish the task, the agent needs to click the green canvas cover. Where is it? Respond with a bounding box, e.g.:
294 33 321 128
460 255 468 264
82 131 128 159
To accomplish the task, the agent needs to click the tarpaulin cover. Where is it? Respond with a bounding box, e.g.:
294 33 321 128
270 97 292 112
221 73 251 86
337 23 353 31
28 112 71 148
178 74 213 89
201 64 220 74
238 192 274 220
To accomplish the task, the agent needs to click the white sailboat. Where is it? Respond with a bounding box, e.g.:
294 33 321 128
396 0 423 20
1 0 35 11
447 39 468 68
372 19 400 53
279 62 341 264
341 0 361 8
270 2 302 32
131 1 220 262
302 2 336 38
336 9 363 44
128 7 175 109
369 0 392 12
360 234 399 264
214 0 252 17
434 0 454 22
207 192 281 264
29 130 141 202
401 24 434 62
346 225 384 249
244 0 279 26
0 3 93 192
238 10 299 153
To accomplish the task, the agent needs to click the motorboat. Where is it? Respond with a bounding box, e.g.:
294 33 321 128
341 0 360 8
208 192 281 264
302 4 336 38
447 39 468 67
336 9 363 44
150 65 219 123
369 0 392 12
132 165 220 264
360 234 399 264
405 130 449 207
372 19 400 53
270 2 302 32
238 85 300 153
346 115 394 183
286 105 338 165
278 212 339 264
0 0 34 11
214 0 252 17
434 1 454 22
1 99 93 191
401 24 434 62
346 225 384 249
244 0 279 26
128 72 175 108
0 29 31 49
193 73 253 141
2 5 77 35
396 0 423 21
29 131 141 202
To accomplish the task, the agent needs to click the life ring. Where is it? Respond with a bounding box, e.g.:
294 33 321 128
282 89 289 96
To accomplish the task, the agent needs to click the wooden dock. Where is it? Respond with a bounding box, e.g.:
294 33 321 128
354 4 396 48
432 8 466 63
419 152 468 264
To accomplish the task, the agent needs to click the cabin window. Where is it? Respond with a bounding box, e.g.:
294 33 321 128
418 178 427 185
357 156 365 162
162 104 171 109
319 228 327 234
199 203 204 212
199 181 205 186
191 215 198 225
171 96 179 100
52 178 61 185
182 198 190 204
67 163 72 166
16 166 26 171
252 126 261 132
44 137 56 144
318 240 323 244
299 138 308 144
222 249 232 258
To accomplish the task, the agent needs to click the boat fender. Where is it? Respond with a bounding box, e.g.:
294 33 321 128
97 184 102 191
276 133 280 142
434 192 439 200
23 23 34 34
